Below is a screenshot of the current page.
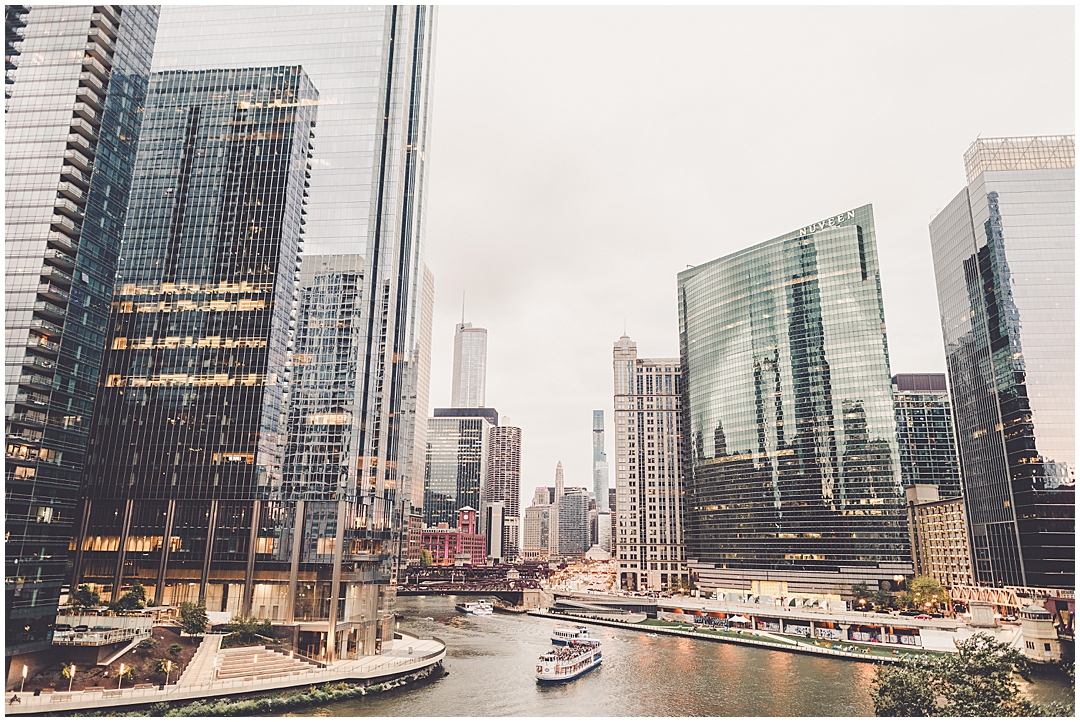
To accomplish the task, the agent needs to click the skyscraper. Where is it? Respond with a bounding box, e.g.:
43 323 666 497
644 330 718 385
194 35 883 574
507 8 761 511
402 266 436 513
521 504 551 561
451 322 487 408
486 425 522 559
593 410 609 512
550 461 564 558
423 410 496 529
5 4 159 662
677 205 912 595
136 6 439 660
612 336 686 592
557 487 590 558
892 373 961 499
72 59 316 620
929 135 1074 590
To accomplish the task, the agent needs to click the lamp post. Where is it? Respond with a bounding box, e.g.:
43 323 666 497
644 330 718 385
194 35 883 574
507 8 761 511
68 665 76 694
21 665 27 695
117 663 126 691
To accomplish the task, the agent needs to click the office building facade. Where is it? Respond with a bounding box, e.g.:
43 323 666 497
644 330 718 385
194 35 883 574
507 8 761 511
5 4 159 660
593 410 609 512
486 425 522 559
892 374 962 499
557 487 590 558
929 135 1074 589
612 336 686 591
71 63 319 640
521 505 551 561
451 322 487 408
905 485 974 589
677 205 912 595
423 412 493 529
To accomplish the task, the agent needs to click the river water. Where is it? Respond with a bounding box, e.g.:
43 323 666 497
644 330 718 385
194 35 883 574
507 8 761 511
288 595 1071 717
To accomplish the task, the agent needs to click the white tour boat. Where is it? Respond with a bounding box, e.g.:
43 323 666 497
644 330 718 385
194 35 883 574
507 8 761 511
455 599 494 615
536 638 603 683
551 625 591 645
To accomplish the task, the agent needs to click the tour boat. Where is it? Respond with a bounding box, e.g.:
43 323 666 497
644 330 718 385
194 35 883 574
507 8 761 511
536 639 603 683
551 625 591 645
455 599 494 615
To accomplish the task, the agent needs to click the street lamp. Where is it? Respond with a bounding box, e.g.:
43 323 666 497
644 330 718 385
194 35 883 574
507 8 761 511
164 660 173 686
21 665 27 695
117 663 126 691
68 664 76 694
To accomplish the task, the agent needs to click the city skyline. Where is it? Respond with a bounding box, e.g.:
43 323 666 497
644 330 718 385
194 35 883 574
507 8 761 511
421 5 1073 508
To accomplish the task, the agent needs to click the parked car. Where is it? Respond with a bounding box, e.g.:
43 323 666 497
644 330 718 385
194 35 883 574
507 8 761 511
914 614 932 620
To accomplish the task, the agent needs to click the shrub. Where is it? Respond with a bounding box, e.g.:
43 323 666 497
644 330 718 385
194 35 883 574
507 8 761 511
167 643 183 656
138 637 157 650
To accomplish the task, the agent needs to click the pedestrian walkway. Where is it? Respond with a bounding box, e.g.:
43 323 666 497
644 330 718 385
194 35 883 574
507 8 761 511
4 633 444 716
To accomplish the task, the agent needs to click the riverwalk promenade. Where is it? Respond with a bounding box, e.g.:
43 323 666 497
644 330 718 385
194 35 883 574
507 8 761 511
5 632 445 716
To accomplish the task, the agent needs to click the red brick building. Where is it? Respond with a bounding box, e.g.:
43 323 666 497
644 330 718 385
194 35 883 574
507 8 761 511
421 507 486 566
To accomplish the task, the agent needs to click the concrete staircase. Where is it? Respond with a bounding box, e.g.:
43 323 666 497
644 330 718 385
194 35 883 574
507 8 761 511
176 633 223 687
215 646 317 681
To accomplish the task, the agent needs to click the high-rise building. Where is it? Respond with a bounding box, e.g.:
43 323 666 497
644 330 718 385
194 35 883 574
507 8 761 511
483 501 505 563
677 205 912 595
557 487 590 558
612 336 686 591
4 4 159 662
486 425 522 559
533 486 555 506
905 484 974 589
593 410 609 512
451 322 487 408
550 461 564 558
521 505 551 561
402 266 436 514
929 135 1074 590
423 411 495 529
72 64 318 638
892 374 961 499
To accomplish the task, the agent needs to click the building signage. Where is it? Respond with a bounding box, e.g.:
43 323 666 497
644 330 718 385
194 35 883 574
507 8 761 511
797 210 856 237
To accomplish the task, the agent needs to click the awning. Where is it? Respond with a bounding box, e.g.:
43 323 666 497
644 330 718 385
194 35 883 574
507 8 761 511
730 615 751 623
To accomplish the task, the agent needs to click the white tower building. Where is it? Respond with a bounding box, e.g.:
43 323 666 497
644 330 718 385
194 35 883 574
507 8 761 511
451 322 487 408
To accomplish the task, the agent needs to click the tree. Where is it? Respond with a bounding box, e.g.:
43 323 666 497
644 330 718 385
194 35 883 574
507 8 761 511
61 663 77 681
109 582 147 612
418 549 433 567
872 588 895 611
223 616 273 645
870 632 1046 716
851 583 873 610
168 643 183 657
138 637 157 650
179 601 209 636
897 576 949 612
69 585 100 612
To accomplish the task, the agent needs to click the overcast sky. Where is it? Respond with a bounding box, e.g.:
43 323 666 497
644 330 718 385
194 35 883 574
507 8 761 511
420 5 1074 512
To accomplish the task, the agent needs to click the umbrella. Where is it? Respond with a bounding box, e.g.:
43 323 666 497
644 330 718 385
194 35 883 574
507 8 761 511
730 615 751 623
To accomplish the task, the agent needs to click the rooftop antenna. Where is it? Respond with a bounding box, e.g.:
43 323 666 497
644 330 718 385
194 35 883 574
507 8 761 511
461 291 465 325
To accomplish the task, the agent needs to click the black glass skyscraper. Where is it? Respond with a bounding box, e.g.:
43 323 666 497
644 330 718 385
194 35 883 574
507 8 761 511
677 205 912 595
5 4 158 662
892 373 961 499
929 136 1074 590
71 64 317 632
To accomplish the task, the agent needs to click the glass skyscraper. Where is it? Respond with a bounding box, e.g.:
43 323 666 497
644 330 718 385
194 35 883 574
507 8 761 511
592 410 608 512
929 135 1074 590
677 205 912 595
486 425 522 558
5 4 158 660
892 373 961 499
423 412 494 529
451 322 487 408
72 62 317 638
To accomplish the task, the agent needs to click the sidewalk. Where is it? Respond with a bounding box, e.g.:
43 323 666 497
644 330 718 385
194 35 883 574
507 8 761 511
5 633 444 716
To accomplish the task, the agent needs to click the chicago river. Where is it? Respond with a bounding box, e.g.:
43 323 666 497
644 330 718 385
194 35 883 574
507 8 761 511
294 596 1071 717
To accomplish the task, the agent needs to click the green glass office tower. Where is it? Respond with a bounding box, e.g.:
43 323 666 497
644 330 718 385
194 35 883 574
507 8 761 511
5 5 158 664
929 136 1074 590
677 205 912 595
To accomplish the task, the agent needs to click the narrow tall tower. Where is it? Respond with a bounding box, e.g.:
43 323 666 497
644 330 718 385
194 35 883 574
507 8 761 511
550 461 564 557
592 411 609 512
451 322 487 408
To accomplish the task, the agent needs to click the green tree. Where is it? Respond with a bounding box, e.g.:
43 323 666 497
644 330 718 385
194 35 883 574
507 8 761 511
870 632 1046 716
168 643 183 656
897 576 949 612
68 585 100 612
61 663 77 681
872 588 895 611
179 601 209 636
109 582 147 612
138 637 157 650
223 616 273 645
418 549 433 567
851 583 873 610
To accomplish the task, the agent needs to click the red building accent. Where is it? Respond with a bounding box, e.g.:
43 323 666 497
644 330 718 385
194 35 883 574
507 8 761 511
421 507 486 566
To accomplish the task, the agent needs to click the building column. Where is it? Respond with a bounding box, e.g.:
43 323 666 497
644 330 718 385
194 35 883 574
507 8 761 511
325 498 347 661
286 499 305 624
70 498 93 589
110 499 135 601
199 500 219 603
242 499 261 618
154 499 177 606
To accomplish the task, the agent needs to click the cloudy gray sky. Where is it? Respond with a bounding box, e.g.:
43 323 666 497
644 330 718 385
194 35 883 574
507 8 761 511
420 5 1074 510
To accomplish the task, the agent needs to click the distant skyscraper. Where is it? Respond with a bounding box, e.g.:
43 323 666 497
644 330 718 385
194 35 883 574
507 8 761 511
550 461 564 557
424 411 495 529
533 486 555 506
402 265 436 514
929 135 1074 590
892 374 961 499
451 322 487 408
4 3 159 663
612 336 686 592
558 487 590 558
593 411 609 512
522 505 551 561
486 425 522 559
677 205 912 595
72 65 317 628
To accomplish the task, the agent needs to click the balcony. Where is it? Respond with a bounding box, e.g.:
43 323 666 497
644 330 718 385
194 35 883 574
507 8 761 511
67 132 95 157
63 147 92 173
87 27 115 54
42 248 77 270
84 40 112 66
78 70 105 93
38 283 71 305
30 316 65 336
69 116 98 141
15 391 51 407
81 54 110 81
75 86 104 112
46 230 79 256
89 12 118 39
72 102 100 126
60 164 91 189
19 372 54 391
8 430 43 445
40 264 73 287
9 412 47 428
27 333 61 354
22 354 55 372
56 181 85 203
33 299 67 322
93 5 119 25
54 197 84 221
50 214 81 239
